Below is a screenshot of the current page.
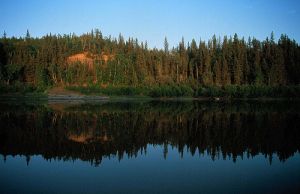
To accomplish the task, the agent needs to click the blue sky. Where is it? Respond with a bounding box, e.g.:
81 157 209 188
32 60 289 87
1 0 300 48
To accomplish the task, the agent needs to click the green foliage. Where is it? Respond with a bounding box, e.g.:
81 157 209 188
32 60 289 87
194 85 300 98
134 84 193 97
0 82 37 94
5 64 23 84
0 30 300 95
196 86 224 97
67 85 147 96
67 84 195 97
35 65 51 89
67 84 300 98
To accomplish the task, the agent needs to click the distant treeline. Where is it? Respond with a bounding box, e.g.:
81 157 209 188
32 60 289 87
0 30 299 89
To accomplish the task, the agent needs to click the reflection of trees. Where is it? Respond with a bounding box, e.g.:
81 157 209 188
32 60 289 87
0 101 299 166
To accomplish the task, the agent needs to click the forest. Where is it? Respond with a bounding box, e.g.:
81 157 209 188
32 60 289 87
0 29 300 97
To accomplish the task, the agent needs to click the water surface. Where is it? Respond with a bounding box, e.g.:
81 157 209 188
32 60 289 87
0 100 300 193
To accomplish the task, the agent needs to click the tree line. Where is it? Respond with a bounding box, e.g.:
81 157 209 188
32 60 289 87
0 30 299 89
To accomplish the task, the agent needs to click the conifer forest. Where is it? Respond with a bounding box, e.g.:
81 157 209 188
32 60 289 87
0 30 300 96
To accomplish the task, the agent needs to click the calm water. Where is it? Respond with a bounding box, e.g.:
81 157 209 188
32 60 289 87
0 100 300 194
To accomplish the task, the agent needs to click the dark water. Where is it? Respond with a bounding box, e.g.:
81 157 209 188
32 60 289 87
0 100 300 194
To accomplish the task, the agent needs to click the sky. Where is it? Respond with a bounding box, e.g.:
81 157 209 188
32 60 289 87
1 0 300 48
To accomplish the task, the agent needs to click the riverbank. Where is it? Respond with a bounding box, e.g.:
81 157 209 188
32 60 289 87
47 87 109 101
1 84 300 101
66 84 300 98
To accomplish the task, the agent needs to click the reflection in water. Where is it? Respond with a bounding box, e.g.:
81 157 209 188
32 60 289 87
0 101 300 166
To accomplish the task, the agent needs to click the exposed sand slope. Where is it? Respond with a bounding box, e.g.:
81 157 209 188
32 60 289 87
67 52 115 69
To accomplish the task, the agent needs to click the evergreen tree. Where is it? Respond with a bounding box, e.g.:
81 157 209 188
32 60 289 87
26 29 31 41
0 30 299 87
221 36 231 85
164 37 169 54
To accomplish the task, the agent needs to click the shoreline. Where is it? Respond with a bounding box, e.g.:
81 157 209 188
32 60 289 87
0 92 299 103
